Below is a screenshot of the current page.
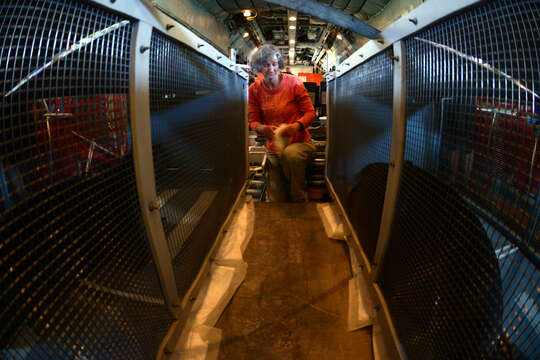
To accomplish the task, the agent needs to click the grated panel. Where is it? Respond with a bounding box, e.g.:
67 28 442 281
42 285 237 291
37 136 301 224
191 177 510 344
149 31 247 298
380 1 540 358
0 1 172 358
327 51 393 262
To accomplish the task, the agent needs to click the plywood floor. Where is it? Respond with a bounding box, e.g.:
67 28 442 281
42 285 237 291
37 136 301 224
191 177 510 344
215 202 372 360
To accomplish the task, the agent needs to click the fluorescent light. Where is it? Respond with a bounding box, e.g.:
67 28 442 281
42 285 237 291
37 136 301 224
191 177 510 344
289 25 296 30
243 10 252 17
243 32 249 38
337 33 343 40
289 39 295 44
289 16 296 21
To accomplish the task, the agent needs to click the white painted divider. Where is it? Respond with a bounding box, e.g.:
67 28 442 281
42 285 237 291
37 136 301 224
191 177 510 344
316 203 346 240
170 201 255 360
316 203 375 332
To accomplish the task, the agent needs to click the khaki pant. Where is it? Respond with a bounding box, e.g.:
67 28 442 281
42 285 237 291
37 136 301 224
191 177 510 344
266 141 316 202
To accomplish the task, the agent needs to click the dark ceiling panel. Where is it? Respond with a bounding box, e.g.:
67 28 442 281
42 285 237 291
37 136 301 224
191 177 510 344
194 0 391 64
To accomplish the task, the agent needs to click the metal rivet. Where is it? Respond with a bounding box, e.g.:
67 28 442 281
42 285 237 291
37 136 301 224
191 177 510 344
197 43 204 48
149 200 159 211
409 17 418 25
345 62 350 66
217 55 222 60
359 54 364 58
166 24 174 31
110 0 116 3
139 45 150 53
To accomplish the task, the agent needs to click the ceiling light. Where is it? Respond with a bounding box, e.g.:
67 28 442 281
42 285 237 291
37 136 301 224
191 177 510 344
243 32 249 38
289 25 296 30
337 33 343 40
289 16 296 21
242 9 257 20
289 39 295 44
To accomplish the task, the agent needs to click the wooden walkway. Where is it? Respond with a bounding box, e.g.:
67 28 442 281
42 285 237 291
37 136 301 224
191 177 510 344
215 202 372 360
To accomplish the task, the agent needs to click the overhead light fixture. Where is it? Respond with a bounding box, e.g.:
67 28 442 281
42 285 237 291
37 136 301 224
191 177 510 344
289 25 296 30
289 16 296 21
242 9 257 20
337 33 343 40
243 32 249 38
289 39 295 44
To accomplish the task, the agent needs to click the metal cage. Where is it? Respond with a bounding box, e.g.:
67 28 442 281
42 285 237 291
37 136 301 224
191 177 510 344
328 0 539 358
327 50 393 263
0 0 248 358
149 30 247 298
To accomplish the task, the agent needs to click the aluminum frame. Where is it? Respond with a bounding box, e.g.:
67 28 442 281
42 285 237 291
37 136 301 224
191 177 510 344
371 41 407 282
325 1 493 358
129 20 181 318
92 0 250 324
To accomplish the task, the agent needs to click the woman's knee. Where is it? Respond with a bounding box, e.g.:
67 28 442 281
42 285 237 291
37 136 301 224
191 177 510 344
281 144 307 164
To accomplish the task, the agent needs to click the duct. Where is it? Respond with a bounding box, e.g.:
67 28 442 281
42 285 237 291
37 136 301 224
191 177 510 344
309 17 328 25
296 42 318 50
307 29 318 41
311 24 334 63
194 0 232 20
250 19 266 44
265 0 380 39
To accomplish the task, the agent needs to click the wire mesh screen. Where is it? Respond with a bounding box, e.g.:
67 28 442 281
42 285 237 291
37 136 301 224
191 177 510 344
149 32 246 297
0 1 173 358
379 0 540 358
327 51 393 262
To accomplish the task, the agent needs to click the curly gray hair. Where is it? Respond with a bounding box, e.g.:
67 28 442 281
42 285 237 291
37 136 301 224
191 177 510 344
249 44 285 74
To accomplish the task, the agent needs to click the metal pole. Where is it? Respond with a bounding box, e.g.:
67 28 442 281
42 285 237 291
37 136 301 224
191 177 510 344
129 21 181 318
372 41 407 282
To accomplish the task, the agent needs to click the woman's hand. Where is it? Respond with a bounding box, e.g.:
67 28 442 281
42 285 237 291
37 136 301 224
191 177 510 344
279 122 302 137
256 124 275 140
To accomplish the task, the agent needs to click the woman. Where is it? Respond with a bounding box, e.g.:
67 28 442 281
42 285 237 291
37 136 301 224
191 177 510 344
248 44 316 202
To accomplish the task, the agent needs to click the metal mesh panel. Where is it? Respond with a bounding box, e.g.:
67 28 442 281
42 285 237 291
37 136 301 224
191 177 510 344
0 1 172 358
327 51 393 262
149 32 246 297
380 1 540 358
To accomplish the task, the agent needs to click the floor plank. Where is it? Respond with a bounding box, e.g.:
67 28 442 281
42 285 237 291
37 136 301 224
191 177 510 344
215 202 372 360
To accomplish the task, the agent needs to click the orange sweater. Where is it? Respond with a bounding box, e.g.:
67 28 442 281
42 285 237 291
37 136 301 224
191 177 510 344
248 73 316 152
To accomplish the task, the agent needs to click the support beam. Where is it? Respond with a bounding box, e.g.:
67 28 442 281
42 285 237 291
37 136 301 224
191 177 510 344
130 21 181 318
265 0 380 39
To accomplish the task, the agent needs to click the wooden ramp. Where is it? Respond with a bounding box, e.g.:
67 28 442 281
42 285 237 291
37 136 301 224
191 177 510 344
215 202 372 359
